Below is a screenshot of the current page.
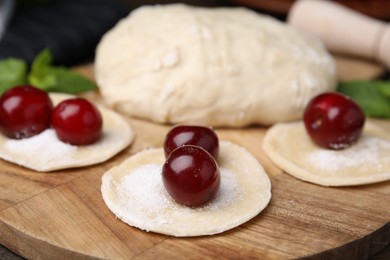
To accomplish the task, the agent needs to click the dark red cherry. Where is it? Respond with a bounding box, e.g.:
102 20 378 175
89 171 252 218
163 125 219 159
162 145 220 207
0 85 53 139
52 98 102 145
303 92 365 150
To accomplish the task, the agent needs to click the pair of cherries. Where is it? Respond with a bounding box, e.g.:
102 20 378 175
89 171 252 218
162 125 221 207
0 85 102 145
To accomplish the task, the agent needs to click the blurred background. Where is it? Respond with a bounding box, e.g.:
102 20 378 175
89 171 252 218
0 0 389 67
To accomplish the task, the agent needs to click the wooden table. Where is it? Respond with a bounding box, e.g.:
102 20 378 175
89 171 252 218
0 58 389 259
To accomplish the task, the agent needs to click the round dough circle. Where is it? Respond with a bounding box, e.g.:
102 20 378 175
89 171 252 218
262 120 390 186
101 141 271 237
0 93 134 172
95 4 336 127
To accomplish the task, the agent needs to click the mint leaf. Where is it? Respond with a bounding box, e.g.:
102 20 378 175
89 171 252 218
28 68 56 92
0 49 97 95
337 80 390 118
31 48 52 73
378 82 390 98
33 67 97 94
28 49 97 94
28 48 61 91
0 58 28 94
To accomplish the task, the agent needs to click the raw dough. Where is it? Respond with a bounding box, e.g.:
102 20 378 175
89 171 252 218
95 4 336 127
101 141 271 237
262 120 390 186
0 93 134 172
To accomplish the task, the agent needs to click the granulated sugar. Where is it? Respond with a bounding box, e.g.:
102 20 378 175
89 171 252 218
117 164 171 214
307 136 390 171
5 129 77 164
202 168 239 211
116 164 239 223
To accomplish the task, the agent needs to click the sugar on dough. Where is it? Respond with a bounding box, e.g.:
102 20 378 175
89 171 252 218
262 120 390 186
95 4 337 127
101 141 271 237
0 93 134 172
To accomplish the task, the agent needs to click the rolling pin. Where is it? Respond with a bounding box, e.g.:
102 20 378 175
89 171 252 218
288 0 390 70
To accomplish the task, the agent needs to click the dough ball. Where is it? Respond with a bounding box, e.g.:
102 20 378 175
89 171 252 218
95 4 337 127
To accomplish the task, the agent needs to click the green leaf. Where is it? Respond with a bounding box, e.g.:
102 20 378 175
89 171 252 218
378 82 390 98
32 67 97 94
28 49 97 94
28 48 54 91
337 80 390 118
0 58 28 94
31 48 52 73
28 70 54 91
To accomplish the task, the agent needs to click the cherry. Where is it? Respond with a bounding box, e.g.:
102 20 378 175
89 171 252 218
52 98 102 145
303 92 365 150
162 145 220 207
163 125 219 159
0 85 53 139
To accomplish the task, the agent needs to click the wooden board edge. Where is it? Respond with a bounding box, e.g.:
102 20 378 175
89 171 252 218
301 222 390 259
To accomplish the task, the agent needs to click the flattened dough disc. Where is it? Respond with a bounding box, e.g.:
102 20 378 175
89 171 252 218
0 93 134 172
101 141 271 237
263 120 390 186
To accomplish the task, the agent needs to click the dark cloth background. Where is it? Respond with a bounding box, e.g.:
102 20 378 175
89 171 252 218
0 0 129 66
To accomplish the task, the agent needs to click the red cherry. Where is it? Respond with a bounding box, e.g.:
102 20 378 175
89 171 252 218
163 125 219 159
303 92 365 150
0 85 53 139
162 145 220 207
52 98 102 145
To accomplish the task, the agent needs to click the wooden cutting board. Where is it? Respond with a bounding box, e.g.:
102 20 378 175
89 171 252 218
0 59 389 260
